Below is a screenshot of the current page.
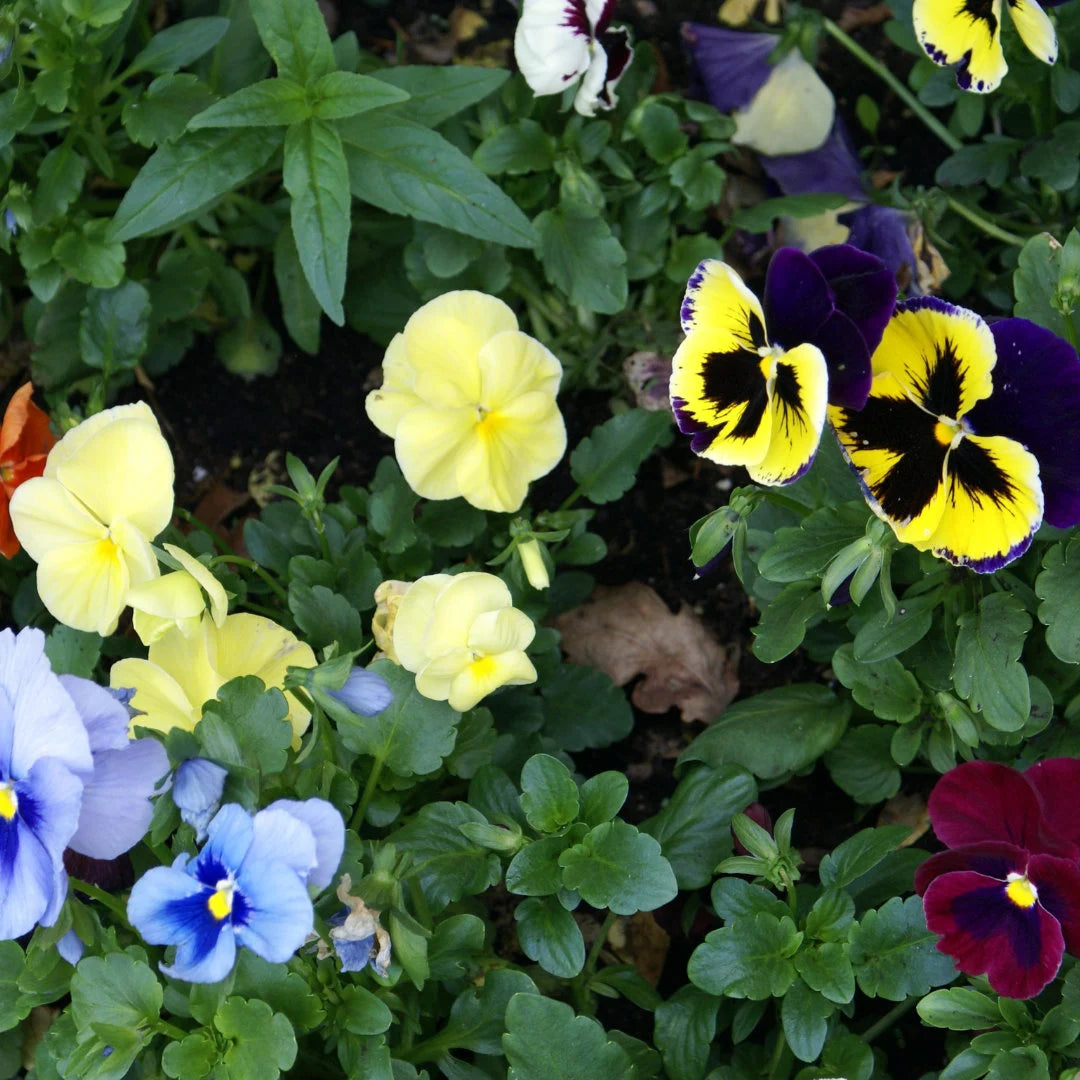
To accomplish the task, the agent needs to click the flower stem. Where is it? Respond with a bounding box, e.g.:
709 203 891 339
350 757 386 831
766 1028 788 1080
821 17 962 153
859 995 918 1043
208 555 289 604
943 195 1028 247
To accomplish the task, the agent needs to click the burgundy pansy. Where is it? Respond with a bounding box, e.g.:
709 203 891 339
915 759 1080 999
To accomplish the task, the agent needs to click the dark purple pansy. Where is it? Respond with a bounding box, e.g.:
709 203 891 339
839 204 924 299
763 244 897 410
681 23 778 113
914 759 1080 999
760 119 867 202
966 319 1080 529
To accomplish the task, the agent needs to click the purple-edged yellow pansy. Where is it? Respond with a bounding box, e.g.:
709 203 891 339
912 0 1060 94
915 759 1080 999
830 299 1047 572
670 246 895 485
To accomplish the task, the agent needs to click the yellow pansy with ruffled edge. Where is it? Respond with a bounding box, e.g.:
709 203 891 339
391 572 537 712
110 612 316 746
10 402 174 635
365 291 566 514
128 544 230 646
913 0 1057 94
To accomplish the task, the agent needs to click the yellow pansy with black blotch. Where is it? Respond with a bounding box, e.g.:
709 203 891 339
829 298 1044 573
669 260 828 487
913 0 1059 94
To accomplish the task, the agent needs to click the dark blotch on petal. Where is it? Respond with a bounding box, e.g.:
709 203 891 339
1027 853 1080 956
914 840 1028 897
969 318 1080 528
947 438 1016 509
700 349 769 440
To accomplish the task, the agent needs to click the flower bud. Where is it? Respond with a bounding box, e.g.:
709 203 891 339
518 538 550 590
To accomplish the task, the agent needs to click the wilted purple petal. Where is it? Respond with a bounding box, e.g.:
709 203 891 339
968 318 1080 528
760 119 866 201
682 22 777 113
840 204 923 296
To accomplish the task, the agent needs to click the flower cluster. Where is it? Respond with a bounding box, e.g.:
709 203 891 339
375 572 537 711
0 627 167 939
128 799 344 983
915 759 1080 999
365 291 566 515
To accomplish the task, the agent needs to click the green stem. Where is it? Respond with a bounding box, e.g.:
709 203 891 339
766 1028 787 1080
349 756 386 831
859 995 918 1043
557 486 584 513
943 195 1028 247
208 555 289 604
584 910 617 974
154 1020 189 1042
69 877 129 924
173 507 233 554
821 17 962 153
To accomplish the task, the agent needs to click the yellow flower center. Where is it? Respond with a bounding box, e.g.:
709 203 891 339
475 407 504 439
0 781 17 821
1005 873 1038 909
0 463 13 485
468 655 498 680
207 878 236 921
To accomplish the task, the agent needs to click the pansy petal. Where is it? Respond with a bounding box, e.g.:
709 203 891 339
58 674 130 753
478 331 562 408
914 840 1029 896
923 870 1063 999
732 49 835 156
515 0 593 97
234 856 314 963
760 118 867 201
163 921 236 984
670 330 773 467
259 799 344 890
17 756 85 865
109 658 197 736
747 343 828 486
467 608 537 656
0 383 54 464
414 648 472 704
810 244 897 359
681 23 780 113
201 803 255 881
1008 0 1057 64
762 247 835 348
917 433 1042 572
839 204 926 296
1028 853 1080 955
9 476 107 561
172 759 227 842
0 817 58 939
597 25 632 103
574 44 610 116
968 319 1080 528
394 405 479 502
424 573 513 659
393 574 454 674
913 0 1007 93
1023 758 1080 852
447 651 538 712
245 806 318 886
927 761 1049 852
36 540 129 636
680 259 766 339
807 311 873 410
128 864 208 942
69 738 169 860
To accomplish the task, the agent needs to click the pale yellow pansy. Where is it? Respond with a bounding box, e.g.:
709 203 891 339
9 402 174 635
365 292 567 514
127 544 229 645
390 571 537 712
110 612 316 745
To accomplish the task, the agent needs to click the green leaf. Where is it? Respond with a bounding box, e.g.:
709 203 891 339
504 994 634 1080
805 889 856 941
79 280 150 373
540 665 633 750
710 878 789 922
53 221 125 289
757 502 870 582
33 144 87 224
534 203 627 314
428 914 486 980
371 66 508 127
750 581 826 663
70 953 162 1032
273 225 321 354
687 913 803 999
288 582 367 651
953 591 1031 732
339 986 393 1036
390 802 502 911
0 942 25 1032
197 676 294 775
519 754 580 833
368 457 420 554
1014 232 1074 338
61 0 131 27
473 119 557 176
794 942 856 1005
917 988 1002 1030
680 683 849 780
163 1031 219 1079
986 1046 1051 1080
629 101 689 162
653 986 718 1080
833 644 922 723
824 726 902 804
188 78 310 128
819 825 912 889
641 764 756 889
0 89 37 148
231 950 325 1034
669 145 726 212
309 71 409 119
44 626 102 678
579 772 629 827
248 0 335 85
848 895 958 999
852 594 935 662
336 659 457 777
417 499 486 547
569 409 673 504
1035 538 1080 662
445 970 538 1054
781 978 833 1063
283 118 349 325
214 997 297 1080
732 192 849 233
110 129 281 241
558 820 678 915
341 114 537 248
936 136 1022 188
122 74 217 148
129 17 231 75
514 896 585 977
506 834 576 896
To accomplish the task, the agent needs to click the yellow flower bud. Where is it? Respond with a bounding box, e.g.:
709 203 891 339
518 539 550 590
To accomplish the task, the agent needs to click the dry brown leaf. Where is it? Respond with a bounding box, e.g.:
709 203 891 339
553 582 739 723
877 792 930 846
607 912 671 986
838 2 891 30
